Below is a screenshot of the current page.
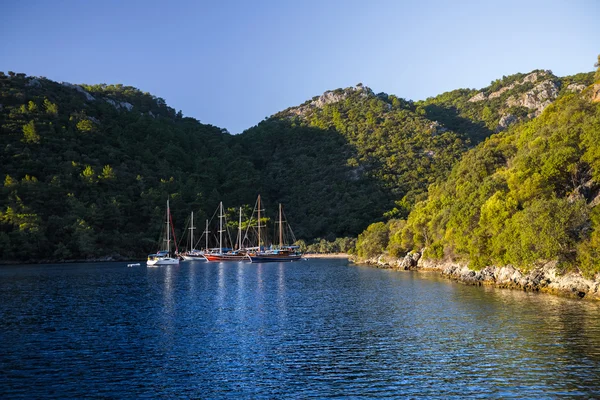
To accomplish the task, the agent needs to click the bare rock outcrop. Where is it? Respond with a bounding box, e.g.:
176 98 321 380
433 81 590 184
488 83 516 99
591 84 600 103
505 80 559 116
468 92 486 102
497 113 517 130
287 85 372 117
468 71 551 103
105 98 134 111
358 251 600 300
60 82 96 102
566 83 587 93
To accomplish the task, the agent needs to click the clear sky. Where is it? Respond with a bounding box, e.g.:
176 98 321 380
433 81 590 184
1 0 598 133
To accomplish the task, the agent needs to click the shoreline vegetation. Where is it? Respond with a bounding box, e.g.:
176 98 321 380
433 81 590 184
353 251 600 301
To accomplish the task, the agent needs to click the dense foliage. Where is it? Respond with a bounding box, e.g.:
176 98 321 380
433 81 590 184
417 70 594 140
270 86 474 212
359 86 600 276
0 73 481 261
2 62 596 264
0 73 233 261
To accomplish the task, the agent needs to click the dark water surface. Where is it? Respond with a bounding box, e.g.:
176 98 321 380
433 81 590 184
1 259 600 398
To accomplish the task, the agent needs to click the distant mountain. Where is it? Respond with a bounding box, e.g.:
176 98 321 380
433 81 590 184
0 67 594 262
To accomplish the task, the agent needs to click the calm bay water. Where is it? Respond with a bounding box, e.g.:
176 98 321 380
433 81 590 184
1 259 600 398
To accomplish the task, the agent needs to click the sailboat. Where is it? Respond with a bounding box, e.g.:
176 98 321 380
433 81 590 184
181 211 207 261
204 202 248 262
147 199 180 266
247 197 302 263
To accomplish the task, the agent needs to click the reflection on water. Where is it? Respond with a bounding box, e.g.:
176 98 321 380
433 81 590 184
1 261 600 398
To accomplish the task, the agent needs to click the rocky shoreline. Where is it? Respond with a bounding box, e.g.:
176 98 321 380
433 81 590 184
354 251 600 301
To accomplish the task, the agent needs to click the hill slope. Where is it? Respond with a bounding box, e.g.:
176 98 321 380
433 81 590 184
358 81 600 277
0 73 234 260
0 68 593 261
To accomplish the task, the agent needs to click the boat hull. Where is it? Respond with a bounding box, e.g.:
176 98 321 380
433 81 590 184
147 257 180 266
204 254 248 262
248 254 302 263
181 254 207 261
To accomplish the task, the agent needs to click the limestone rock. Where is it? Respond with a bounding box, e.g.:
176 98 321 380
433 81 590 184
498 113 517 130
105 98 134 111
399 251 421 270
522 71 548 84
60 82 95 101
288 85 373 117
120 101 133 111
591 84 600 103
363 248 600 300
488 83 515 99
505 80 559 116
566 83 587 93
468 92 486 102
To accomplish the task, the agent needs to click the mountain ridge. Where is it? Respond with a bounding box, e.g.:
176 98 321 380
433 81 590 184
0 66 595 262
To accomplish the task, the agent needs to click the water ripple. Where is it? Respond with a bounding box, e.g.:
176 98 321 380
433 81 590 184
1 261 600 398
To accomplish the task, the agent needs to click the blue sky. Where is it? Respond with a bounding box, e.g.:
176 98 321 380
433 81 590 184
1 0 598 133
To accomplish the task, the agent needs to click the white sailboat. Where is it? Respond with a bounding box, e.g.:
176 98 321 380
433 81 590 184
181 211 207 261
147 199 180 266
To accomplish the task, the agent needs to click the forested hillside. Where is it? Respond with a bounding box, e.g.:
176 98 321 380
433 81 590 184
0 74 476 261
1 64 595 262
0 72 235 261
240 84 474 237
357 71 600 276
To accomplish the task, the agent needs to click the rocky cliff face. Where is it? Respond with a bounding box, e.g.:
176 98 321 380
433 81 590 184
358 252 600 301
505 79 559 116
283 84 373 118
591 83 600 102
468 71 561 131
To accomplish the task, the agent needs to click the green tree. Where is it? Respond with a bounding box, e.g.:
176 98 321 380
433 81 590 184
99 165 115 180
44 98 58 115
355 222 389 259
77 119 95 133
81 165 96 183
22 120 40 143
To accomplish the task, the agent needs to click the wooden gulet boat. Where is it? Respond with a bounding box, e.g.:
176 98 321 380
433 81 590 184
204 202 248 262
247 198 302 263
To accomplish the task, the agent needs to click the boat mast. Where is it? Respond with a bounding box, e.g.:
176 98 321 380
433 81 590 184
205 219 209 251
166 199 171 254
279 203 283 248
189 211 195 250
238 207 242 250
257 195 261 252
219 201 224 254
